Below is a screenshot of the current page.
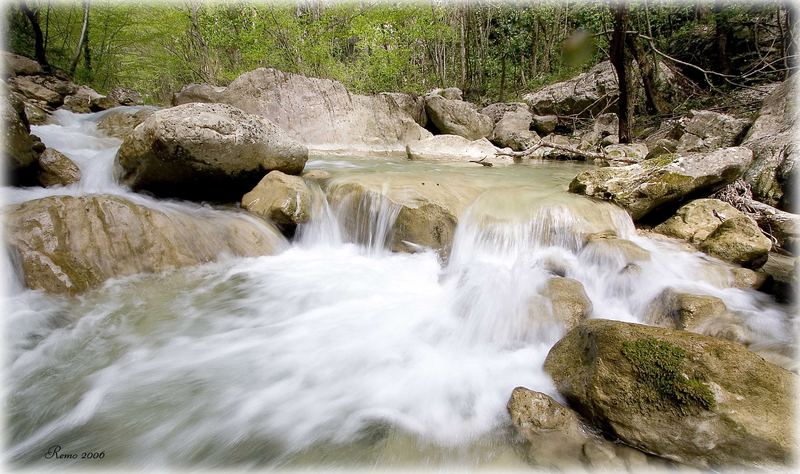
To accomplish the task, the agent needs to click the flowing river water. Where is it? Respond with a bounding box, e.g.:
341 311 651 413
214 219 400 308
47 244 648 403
3 109 795 469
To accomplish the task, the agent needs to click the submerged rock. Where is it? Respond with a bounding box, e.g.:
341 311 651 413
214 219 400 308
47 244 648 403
569 147 753 221
544 319 795 468
114 103 308 201
4 195 285 295
654 198 771 267
424 94 494 140
742 76 797 210
242 171 312 225
37 148 81 187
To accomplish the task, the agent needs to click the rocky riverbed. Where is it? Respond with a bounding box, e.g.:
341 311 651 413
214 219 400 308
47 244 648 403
2 51 797 471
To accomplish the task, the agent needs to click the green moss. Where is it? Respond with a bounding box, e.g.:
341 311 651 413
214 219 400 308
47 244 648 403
622 338 715 415
643 153 678 168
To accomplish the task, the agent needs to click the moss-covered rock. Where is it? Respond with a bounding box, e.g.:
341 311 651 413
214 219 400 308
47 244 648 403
544 319 795 468
569 147 753 221
654 199 771 267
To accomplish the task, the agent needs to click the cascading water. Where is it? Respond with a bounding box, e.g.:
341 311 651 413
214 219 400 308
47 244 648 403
3 109 794 468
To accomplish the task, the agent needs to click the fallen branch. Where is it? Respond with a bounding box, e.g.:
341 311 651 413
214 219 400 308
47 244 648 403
469 156 493 167
494 139 640 164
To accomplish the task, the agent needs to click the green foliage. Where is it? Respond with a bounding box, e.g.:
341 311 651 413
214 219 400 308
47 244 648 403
622 337 716 415
6 0 789 104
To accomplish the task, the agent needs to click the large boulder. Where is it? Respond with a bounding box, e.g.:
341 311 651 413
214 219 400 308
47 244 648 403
9 75 62 106
2 92 41 176
742 77 797 210
544 319 795 468
508 387 650 470
62 86 104 113
171 82 227 106
96 107 158 139
676 110 751 153
654 199 771 267
107 87 143 106
379 92 427 127
241 171 312 226
424 94 494 140
37 148 81 187
490 107 539 151
191 68 431 156
114 103 308 201
580 112 619 147
2 52 43 76
523 61 620 117
524 60 683 119
406 135 506 164
539 277 592 331
569 147 754 221
4 195 285 295
643 288 754 345
480 102 528 124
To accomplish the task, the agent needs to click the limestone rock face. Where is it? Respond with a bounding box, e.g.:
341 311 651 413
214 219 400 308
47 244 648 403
4 195 285 295
654 198 771 267
37 148 81 187
9 75 62 106
200 68 431 156
742 77 797 210
544 319 795 468
242 171 313 225
62 86 104 113
569 147 754 221
532 114 559 135
379 92 427 127
114 103 308 201
676 110 752 153
603 143 649 162
424 94 494 140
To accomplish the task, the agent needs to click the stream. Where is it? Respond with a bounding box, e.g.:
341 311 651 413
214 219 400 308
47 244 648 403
3 109 794 469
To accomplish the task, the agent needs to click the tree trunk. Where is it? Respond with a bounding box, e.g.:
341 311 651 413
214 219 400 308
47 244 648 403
69 0 90 76
626 35 668 114
19 2 49 69
610 2 633 143
714 1 732 76
499 52 507 102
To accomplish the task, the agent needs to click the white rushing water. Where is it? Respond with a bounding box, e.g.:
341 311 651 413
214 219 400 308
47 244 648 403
3 109 794 469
